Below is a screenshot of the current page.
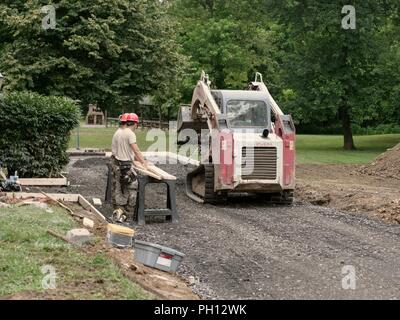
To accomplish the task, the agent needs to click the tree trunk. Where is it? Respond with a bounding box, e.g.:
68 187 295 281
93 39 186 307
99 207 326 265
339 106 356 150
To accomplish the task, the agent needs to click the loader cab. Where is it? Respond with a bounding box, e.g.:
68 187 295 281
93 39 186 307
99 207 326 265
211 90 272 132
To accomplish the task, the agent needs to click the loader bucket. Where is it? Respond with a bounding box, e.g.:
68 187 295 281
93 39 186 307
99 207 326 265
185 164 205 203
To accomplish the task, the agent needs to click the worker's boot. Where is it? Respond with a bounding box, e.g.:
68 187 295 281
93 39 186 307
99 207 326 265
112 208 127 223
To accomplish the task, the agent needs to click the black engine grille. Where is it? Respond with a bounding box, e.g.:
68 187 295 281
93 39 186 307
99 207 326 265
241 147 277 180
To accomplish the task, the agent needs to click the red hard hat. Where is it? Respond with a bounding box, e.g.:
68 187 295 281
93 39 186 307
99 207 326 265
120 113 129 122
126 113 139 123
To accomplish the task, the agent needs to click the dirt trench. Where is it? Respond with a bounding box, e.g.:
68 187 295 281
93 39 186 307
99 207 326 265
41 156 400 300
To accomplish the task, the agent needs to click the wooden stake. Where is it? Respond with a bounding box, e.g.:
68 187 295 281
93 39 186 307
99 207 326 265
47 229 70 243
40 191 84 219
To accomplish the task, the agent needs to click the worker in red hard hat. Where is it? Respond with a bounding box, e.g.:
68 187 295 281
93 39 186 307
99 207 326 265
126 112 147 163
119 113 129 126
125 112 148 169
127 113 139 123
111 113 127 221
110 111 148 223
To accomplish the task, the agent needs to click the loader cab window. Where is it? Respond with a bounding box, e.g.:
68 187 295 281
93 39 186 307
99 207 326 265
226 100 270 128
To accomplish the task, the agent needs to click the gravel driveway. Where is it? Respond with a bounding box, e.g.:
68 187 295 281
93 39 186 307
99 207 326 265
58 157 400 300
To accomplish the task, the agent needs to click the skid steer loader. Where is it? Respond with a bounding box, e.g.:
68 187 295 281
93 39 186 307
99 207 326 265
177 72 296 204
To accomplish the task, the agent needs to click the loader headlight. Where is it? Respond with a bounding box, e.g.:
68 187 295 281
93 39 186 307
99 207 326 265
262 129 269 138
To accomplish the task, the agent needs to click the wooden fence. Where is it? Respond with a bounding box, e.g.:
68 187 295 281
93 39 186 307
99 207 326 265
106 118 169 129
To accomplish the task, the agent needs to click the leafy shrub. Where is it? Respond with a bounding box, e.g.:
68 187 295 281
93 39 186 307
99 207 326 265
0 92 80 177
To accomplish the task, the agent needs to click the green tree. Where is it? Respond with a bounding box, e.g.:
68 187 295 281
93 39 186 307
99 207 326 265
169 0 279 101
372 6 400 127
0 0 185 114
267 0 399 149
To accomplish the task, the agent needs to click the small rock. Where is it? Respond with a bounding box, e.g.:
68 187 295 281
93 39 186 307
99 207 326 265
0 202 11 208
83 217 95 229
92 198 102 206
129 264 138 271
188 276 197 285
66 228 92 245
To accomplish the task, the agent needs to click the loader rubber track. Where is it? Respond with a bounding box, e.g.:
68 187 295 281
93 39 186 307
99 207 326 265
185 164 226 204
204 164 218 204
271 190 294 205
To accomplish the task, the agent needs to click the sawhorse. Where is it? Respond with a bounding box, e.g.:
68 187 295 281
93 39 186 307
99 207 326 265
135 174 178 226
105 164 178 225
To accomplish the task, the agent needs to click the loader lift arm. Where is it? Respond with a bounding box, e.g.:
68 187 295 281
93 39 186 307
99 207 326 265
249 72 284 117
178 71 228 134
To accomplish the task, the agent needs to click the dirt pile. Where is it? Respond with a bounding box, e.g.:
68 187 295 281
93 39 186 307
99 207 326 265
296 164 400 224
358 143 400 180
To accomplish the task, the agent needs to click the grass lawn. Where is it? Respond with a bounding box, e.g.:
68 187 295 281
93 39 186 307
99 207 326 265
69 126 400 164
296 134 400 164
69 127 162 151
0 205 151 299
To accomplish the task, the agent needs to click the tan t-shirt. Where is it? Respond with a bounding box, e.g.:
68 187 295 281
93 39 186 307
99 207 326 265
112 128 136 161
111 128 123 156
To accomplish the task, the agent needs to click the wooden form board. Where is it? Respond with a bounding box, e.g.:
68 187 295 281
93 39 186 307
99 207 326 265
77 195 106 221
4 192 106 221
147 164 176 181
133 162 162 180
17 174 68 187
87 150 200 166
4 192 79 202
133 161 177 181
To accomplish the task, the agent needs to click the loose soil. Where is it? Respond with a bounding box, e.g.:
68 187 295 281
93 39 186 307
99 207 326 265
33 156 400 299
297 164 400 223
358 143 400 180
